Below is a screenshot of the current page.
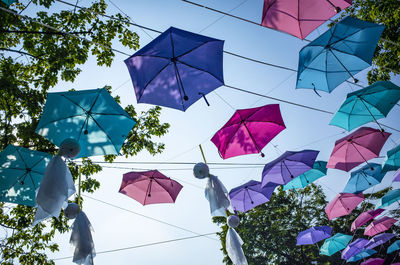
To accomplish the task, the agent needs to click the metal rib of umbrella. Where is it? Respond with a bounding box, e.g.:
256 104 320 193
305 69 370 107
364 216 398 237
319 233 352 256
382 144 400 173
342 163 384 194
375 189 400 209
283 160 327 190
350 208 384 232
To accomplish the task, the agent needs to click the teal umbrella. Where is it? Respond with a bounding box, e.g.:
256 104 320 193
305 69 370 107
375 189 400 209
346 249 376 262
342 163 384 194
1 0 16 6
330 81 400 131
283 161 327 190
320 233 352 256
0 145 51 206
387 240 400 254
382 145 400 173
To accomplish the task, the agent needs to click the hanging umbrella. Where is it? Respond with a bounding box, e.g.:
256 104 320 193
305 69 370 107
296 17 385 93
119 170 183 205
393 169 400 182
35 88 136 158
375 189 400 209
0 145 51 206
261 0 352 40
1 0 16 6
387 239 400 254
365 233 395 249
382 145 400 173
364 216 398 237
296 226 332 245
330 81 400 131
229 180 277 213
341 238 369 260
320 233 352 256
346 249 377 262
342 163 385 194
325 192 364 220
211 104 286 159
351 208 385 232
327 127 391 172
124 27 224 111
261 149 319 187
361 258 384 265
283 161 327 190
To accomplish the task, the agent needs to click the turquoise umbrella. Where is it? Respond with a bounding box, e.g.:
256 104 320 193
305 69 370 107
346 249 376 262
320 233 352 256
375 189 400 209
330 81 400 131
382 145 400 173
342 163 384 194
1 0 16 6
283 161 327 190
387 240 400 254
0 145 51 206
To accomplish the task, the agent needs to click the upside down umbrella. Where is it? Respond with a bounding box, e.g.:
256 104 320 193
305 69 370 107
124 27 224 111
0 145 51 206
346 249 376 262
361 258 385 265
341 238 369 260
364 216 398 237
342 163 384 194
283 161 327 190
375 189 400 209
387 240 400 254
382 145 400 173
327 127 391 172
296 17 385 93
211 104 286 159
325 192 364 220
296 226 332 245
320 233 352 256
365 233 395 249
351 208 385 232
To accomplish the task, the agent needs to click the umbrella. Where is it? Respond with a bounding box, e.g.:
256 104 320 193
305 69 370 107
119 170 183 205
375 189 400 209
364 216 398 237
387 239 400 254
296 17 385 93
211 104 286 159
361 258 384 265
393 169 400 182
0 145 51 206
283 161 327 190
342 163 385 194
327 127 391 172
365 233 395 249
320 233 352 256
341 238 369 260
124 27 224 111
261 149 319 187
261 0 352 40
351 208 385 232
346 249 377 262
330 81 400 131
1 0 16 6
35 88 136 158
229 180 277 213
296 226 332 245
382 144 400 173
325 192 364 220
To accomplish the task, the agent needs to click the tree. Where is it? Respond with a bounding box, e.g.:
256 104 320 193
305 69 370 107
0 0 169 264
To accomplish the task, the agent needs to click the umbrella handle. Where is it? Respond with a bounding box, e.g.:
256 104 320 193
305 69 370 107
199 92 210 106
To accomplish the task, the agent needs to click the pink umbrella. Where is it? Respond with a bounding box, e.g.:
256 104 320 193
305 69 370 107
119 170 183 205
364 216 398 237
325 193 364 220
361 258 384 265
351 209 385 232
327 127 391 172
211 104 286 159
261 0 352 39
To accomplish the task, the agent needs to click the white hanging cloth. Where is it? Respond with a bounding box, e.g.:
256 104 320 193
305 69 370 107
226 228 248 265
70 211 95 265
205 174 230 217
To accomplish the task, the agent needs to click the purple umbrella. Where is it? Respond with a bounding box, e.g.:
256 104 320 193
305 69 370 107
296 226 332 245
365 233 395 249
393 169 400 182
229 180 277 213
341 238 369 260
361 258 384 265
351 209 385 232
261 150 319 187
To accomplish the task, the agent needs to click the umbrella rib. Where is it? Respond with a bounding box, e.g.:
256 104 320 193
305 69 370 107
33 114 87 130
242 122 262 153
358 97 384 131
328 49 357 80
177 60 224 84
173 63 187 110
329 46 371 67
176 40 213 59
134 54 171 60
28 172 37 190
14 148 29 170
245 188 254 204
221 124 242 158
152 177 176 201
137 63 171 100
88 116 120 154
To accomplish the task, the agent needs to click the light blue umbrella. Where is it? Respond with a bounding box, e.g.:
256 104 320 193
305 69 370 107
320 233 352 256
387 240 400 254
296 17 385 94
375 189 400 209
283 161 327 190
342 163 384 194
382 145 400 173
0 145 51 206
346 249 376 262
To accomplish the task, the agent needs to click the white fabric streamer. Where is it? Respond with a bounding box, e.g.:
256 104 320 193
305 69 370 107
70 211 95 265
226 228 248 265
205 174 230 217
33 155 75 225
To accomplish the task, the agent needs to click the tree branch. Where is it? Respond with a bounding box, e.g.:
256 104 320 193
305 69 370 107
0 48 39 59
0 30 91 35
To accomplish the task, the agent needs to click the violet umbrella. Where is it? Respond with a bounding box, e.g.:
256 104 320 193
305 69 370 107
346 249 376 262
393 169 400 182
365 233 395 249
261 149 319 187
325 193 364 220
119 170 183 205
351 209 385 232
211 104 286 159
327 127 391 172
296 226 332 245
364 217 398 237
361 258 385 265
341 238 369 260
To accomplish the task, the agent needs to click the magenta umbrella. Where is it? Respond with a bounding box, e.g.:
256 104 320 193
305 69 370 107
327 127 391 172
361 258 385 265
351 209 385 232
325 193 364 220
364 216 397 237
119 170 183 205
211 104 286 159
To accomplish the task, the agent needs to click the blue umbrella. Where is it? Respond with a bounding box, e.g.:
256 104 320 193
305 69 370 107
296 17 385 94
296 226 332 245
320 233 352 256
342 163 384 194
35 88 136 158
125 27 224 111
387 240 400 254
365 233 395 249
382 144 400 173
0 145 51 206
283 161 327 190
346 249 376 262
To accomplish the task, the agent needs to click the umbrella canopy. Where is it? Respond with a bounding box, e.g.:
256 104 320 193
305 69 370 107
229 180 277 213
342 163 384 194
351 208 385 232
382 145 400 173
119 170 183 205
0 145 51 206
330 81 400 131
261 149 319 187
283 161 327 190
387 239 400 254
296 226 332 245
261 0 352 40
393 169 400 182
1 0 16 5
375 189 400 209
325 193 364 220
361 258 384 265
346 249 376 262
327 127 391 172
35 88 136 158
320 233 352 256
211 104 286 159
364 216 398 237
296 17 385 93
341 238 369 260
124 27 224 111
365 233 395 249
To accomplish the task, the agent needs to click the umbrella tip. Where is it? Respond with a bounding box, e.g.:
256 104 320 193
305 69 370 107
261 152 265 157
148 193 151 197
334 6 341 13
251 201 254 204
353 78 359 83
84 129 88 135
20 181 24 185
184 95 189 101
